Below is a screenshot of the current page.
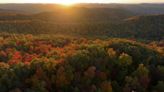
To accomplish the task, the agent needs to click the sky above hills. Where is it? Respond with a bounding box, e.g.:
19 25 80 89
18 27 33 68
0 0 164 4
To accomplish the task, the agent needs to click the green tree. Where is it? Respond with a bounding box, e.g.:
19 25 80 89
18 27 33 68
154 81 164 92
118 53 132 67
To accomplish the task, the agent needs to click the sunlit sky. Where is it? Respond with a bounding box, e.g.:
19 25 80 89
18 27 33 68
0 0 164 5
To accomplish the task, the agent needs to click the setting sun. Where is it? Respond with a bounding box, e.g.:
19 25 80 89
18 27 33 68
58 1 76 6
0 0 164 4
43 0 81 6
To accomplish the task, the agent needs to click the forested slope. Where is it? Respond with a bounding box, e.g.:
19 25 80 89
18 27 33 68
0 11 163 41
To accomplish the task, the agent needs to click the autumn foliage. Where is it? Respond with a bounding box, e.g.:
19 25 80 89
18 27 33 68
0 35 163 92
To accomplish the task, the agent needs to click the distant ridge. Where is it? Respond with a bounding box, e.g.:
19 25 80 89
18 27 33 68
0 4 163 40
0 3 164 14
0 8 23 13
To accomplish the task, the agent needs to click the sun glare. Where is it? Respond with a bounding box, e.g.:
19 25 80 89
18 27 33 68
60 2 75 6
56 1 78 6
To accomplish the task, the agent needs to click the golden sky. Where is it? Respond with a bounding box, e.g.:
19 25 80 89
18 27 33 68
0 0 164 4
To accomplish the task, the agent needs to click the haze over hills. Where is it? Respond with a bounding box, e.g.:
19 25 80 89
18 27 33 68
1 3 164 14
0 3 164 41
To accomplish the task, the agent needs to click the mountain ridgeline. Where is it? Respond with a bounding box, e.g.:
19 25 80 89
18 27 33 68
0 4 163 41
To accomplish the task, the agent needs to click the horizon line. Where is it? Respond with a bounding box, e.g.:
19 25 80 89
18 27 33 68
0 2 164 4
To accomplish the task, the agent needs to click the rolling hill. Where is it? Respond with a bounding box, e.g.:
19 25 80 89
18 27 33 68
0 11 163 41
0 7 132 35
0 3 164 14
0 4 163 41
106 15 164 40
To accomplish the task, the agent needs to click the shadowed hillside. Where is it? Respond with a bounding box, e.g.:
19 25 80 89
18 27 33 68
0 10 163 41
105 15 164 40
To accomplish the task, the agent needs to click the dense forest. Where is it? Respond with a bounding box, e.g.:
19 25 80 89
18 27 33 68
0 8 164 41
0 3 163 92
0 35 163 92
